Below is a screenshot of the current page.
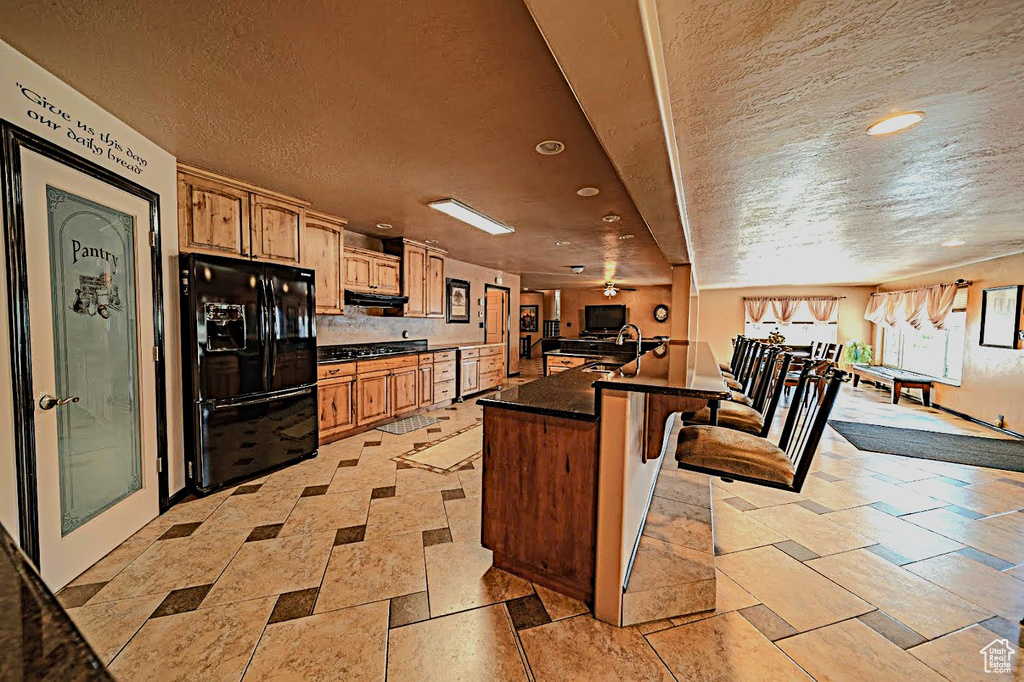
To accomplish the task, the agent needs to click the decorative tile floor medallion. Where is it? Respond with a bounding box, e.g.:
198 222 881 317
391 424 483 474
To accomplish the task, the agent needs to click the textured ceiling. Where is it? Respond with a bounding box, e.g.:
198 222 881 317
530 0 1024 289
0 0 672 289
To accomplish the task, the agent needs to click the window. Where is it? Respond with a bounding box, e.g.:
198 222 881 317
744 301 838 346
881 288 968 383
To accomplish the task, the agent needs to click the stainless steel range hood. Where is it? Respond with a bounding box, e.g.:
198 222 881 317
344 290 409 308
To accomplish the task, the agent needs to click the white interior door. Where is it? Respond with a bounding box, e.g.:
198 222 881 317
20 148 159 590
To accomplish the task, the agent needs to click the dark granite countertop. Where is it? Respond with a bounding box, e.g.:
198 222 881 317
478 361 616 421
317 340 496 364
0 526 110 680
593 341 730 399
543 350 637 361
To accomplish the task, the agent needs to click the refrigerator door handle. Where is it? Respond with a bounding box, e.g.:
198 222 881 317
268 278 279 384
258 277 270 392
210 386 313 410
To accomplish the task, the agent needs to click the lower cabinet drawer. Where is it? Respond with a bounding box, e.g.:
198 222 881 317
481 356 503 374
434 360 457 382
433 350 456 362
480 370 502 389
433 379 457 403
480 346 503 358
460 347 481 359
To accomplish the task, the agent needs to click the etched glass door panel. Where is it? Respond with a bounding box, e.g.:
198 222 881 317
46 186 142 535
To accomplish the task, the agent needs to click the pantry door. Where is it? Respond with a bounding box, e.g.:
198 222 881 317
15 144 161 589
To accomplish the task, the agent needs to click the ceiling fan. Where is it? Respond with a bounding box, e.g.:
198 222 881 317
599 281 636 298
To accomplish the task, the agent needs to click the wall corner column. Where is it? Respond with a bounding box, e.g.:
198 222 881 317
669 264 691 341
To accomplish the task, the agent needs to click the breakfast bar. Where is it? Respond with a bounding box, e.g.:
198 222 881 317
478 341 731 627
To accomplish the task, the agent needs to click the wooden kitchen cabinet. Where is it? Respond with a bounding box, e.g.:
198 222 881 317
426 251 445 317
304 210 346 314
344 247 401 295
384 238 446 317
319 375 355 439
390 365 419 415
418 363 434 407
460 356 480 395
177 170 251 258
251 194 304 265
177 164 310 265
357 370 391 425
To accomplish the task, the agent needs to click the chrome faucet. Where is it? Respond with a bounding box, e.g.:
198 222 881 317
615 324 642 360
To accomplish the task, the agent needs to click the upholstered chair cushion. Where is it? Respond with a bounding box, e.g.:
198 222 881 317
729 391 753 406
722 370 735 379
725 377 743 391
688 401 764 435
675 426 795 486
719 362 732 372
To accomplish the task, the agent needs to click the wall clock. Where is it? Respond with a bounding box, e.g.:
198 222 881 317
654 304 669 323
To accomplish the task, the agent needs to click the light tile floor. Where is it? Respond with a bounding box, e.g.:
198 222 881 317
58 370 1024 681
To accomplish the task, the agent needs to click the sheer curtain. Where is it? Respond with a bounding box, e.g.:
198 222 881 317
926 284 959 329
807 297 840 324
743 297 771 323
771 299 800 325
865 284 962 330
864 295 886 324
903 289 929 329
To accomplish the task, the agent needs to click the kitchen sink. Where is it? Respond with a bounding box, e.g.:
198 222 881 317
581 362 623 373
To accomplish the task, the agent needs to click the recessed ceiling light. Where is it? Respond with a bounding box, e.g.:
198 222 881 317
602 214 621 223
375 223 393 230
867 111 924 136
424 239 439 244
618 234 634 240
942 238 966 247
427 199 514 235
535 140 565 155
576 187 600 197
555 241 570 246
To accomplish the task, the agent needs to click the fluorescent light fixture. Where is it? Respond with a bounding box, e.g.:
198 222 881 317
867 111 924 136
427 199 514 235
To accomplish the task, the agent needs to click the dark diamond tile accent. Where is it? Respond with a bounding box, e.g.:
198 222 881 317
390 591 430 628
158 522 203 540
437 416 451 420
865 544 914 566
739 605 797 641
58 582 107 609
773 540 820 562
938 476 970 488
956 547 1014 571
246 524 284 542
818 452 844 460
998 477 1024 489
301 485 329 498
396 462 415 470
857 610 926 649
371 486 396 500
422 528 453 547
870 501 910 517
713 544 725 556
337 459 359 468
980 616 1020 641
413 442 429 449
269 588 319 624
233 484 263 496
427 428 442 433
795 500 833 515
507 594 552 631
811 472 842 483
946 505 984 520
364 441 382 447
441 488 466 501
457 461 475 471
151 584 213 618
334 525 366 546
446 407 458 411
723 497 757 512
872 473 904 485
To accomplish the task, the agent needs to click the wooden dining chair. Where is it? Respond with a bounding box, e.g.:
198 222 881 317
675 363 846 493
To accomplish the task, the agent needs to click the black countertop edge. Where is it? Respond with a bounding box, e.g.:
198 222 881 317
542 350 637 360
0 526 111 680
479 400 599 423
593 381 731 399
317 341 492 364
591 341 732 399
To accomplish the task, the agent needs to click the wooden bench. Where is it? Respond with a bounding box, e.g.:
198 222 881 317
850 364 934 406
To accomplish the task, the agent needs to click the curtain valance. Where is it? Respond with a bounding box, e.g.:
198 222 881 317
742 296 842 326
865 282 964 331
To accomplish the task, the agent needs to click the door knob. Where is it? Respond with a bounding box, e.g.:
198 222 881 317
39 394 80 410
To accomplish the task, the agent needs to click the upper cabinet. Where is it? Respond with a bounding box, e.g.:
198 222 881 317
383 238 447 318
176 164 309 267
344 246 401 296
304 210 347 314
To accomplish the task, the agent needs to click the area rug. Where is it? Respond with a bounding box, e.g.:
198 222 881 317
392 424 482 474
376 414 440 436
828 420 1024 473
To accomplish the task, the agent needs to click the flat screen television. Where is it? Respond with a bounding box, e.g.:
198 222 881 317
585 304 626 332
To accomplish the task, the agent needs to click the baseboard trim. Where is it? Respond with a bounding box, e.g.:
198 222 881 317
931 402 1024 440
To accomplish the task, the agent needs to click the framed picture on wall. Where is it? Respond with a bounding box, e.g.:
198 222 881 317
979 285 1023 348
446 278 471 323
520 305 539 332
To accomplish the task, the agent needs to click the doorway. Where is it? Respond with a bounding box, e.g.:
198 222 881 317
2 123 168 588
484 284 510 375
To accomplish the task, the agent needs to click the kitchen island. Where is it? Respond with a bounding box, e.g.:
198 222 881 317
479 341 731 627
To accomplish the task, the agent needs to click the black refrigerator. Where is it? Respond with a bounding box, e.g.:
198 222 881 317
180 253 318 493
